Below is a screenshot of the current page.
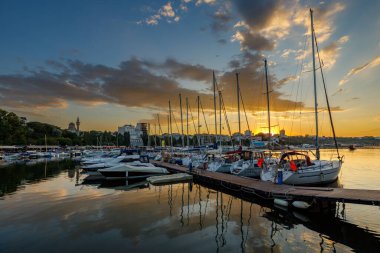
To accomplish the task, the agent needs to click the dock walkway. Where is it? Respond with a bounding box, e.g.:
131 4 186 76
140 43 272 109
152 161 380 206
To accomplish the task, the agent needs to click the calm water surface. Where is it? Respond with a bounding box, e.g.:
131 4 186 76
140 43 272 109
0 149 380 253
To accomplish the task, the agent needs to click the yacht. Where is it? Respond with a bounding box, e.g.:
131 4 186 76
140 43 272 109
98 156 169 179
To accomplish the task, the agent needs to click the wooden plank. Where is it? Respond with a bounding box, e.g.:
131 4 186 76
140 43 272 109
152 161 380 206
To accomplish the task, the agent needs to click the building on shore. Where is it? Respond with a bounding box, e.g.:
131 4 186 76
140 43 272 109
67 116 81 136
118 124 144 147
68 122 76 133
136 123 149 136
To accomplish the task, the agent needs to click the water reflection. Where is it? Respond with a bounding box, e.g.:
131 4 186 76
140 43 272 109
0 159 75 197
0 150 380 252
99 178 149 191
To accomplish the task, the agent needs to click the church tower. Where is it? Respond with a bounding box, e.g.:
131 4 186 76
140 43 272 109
76 116 80 136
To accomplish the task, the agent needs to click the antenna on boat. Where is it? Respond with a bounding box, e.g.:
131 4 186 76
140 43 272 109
310 8 320 160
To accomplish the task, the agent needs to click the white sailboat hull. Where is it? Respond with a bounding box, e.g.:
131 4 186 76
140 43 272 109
261 160 342 185
231 161 261 178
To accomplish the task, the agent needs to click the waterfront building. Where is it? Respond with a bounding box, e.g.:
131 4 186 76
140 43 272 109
244 130 252 139
136 123 149 135
76 117 80 136
68 122 76 133
118 124 144 147
232 132 243 142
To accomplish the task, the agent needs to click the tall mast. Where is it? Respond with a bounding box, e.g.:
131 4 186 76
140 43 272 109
179 93 184 147
213 71 217 144
186 97 190 146
154 124 156 146
157 114 162 146
310 9 320 160
147 124 150 147
219 90 222 147
169 100 173 149
197 95 200 145
264 59 271 147
186 97 189 146
167 115 169 134
236 73 241 145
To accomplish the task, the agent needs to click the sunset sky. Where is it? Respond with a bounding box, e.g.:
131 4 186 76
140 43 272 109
1 0 379 137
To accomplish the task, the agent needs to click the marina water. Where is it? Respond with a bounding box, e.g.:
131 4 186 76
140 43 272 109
1 149 379 252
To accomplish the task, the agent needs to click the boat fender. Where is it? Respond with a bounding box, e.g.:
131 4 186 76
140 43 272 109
274 203 288 211
292 211 310 222
274 198 288 207
292 201 311 209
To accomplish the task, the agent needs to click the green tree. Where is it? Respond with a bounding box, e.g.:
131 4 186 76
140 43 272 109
123 132 130 147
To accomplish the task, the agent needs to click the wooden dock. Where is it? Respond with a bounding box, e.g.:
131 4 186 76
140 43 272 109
152 161 380 206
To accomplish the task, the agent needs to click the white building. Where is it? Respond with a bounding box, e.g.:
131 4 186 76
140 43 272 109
118 124 143 147
244 130 252 139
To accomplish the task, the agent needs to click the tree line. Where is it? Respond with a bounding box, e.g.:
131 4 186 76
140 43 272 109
0 108 131 146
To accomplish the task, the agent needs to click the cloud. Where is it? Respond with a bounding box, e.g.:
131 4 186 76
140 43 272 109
319 35 349 68
294 2 346 43
275 75 298 87
232 30 275 51
214 1 346 54
143 2 179 25
0 55 307 116
0 58 207 111
229 0 286 52
339 56 380 85
141 58 211 82
146 14 160 25
210 6 233 32
281 49 296 59
195 0 216 6
160 2 175 17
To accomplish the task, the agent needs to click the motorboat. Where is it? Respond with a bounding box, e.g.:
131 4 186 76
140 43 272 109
147 173 193 185
98 156 168 179
81 154 140 171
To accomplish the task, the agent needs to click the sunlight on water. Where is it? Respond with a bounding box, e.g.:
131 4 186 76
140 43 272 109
0 150 380 253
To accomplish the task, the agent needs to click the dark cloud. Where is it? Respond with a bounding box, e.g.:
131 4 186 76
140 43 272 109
228 59 241 69
0 58 211 111
235 30 275 51
0 55 307 115
217 39 227 44
210 8 233 32
233 0 278 30
143 58 211 82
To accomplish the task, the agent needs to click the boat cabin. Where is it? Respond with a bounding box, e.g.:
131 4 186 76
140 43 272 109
279 151 314 167
241 150 265 161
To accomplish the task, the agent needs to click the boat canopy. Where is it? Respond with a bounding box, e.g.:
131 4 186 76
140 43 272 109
280 151 313 166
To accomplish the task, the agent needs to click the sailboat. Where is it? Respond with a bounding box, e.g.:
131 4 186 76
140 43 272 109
260 9 343 185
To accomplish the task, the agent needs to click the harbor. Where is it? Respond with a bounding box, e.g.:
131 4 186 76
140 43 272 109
1 148 380 253
1 1 380 252
153 160 380 207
